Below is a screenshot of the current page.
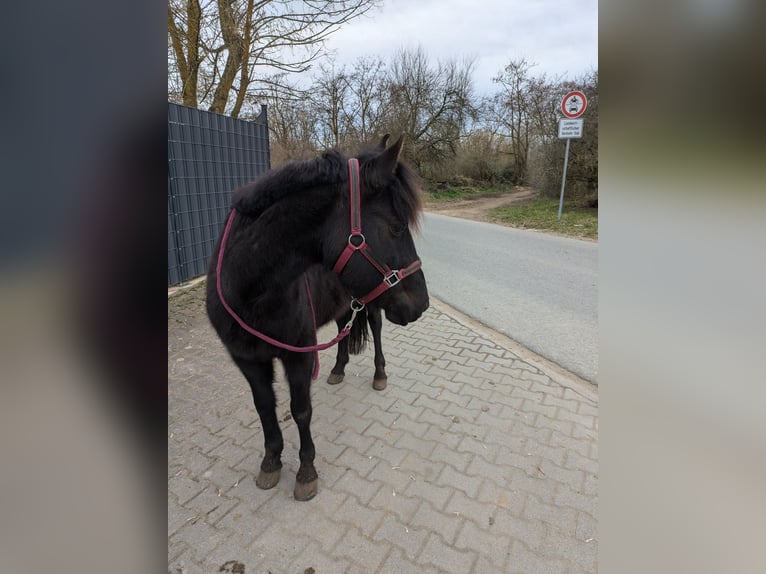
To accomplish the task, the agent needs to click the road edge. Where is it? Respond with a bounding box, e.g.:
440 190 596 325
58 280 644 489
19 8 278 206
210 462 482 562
429 297 598 403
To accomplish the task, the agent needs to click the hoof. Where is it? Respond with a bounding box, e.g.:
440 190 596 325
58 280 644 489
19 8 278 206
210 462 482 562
327 372 344 385
256 469 281 490
294 479 318 501
372 377 388 391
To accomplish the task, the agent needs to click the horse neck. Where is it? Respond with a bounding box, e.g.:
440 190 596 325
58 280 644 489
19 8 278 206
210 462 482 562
233 185 340 298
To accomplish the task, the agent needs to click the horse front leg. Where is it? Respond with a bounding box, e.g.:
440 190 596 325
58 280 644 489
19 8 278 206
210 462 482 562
327 314 350 385
368 306 388 391
283 354 319 501
232 357 283 490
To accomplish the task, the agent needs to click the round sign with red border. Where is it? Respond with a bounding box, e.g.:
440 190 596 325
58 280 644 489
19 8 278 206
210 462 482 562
561 91 587 118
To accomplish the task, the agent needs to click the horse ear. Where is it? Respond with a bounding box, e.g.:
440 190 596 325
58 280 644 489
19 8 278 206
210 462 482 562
370 134 404 178
377 133 391 149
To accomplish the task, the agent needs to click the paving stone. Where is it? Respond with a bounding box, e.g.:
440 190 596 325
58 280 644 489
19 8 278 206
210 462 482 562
476 479 527 516
395 430 437 459
184 483 241 527
507 539 569 574
399 450 444 483
555 483 597 517
437 463 483 498
287 541 352 574
364 438 409 468
423 422 462 450
537 454 583 495
430 441 474 472
417 532 477 574
364 420 404 446
369 485 421 523
170 520 232 562
410 500 463 545
541 527 598 572
576 511 598 548
379 547 440 574
391 412 434 438
550 429 592 458
168 472 206 506
336 526 392 572
455 518 512 570
582 471 598 497
373 513 429 560
446 489 500 532
247 524 314 570
404 474 455 511
334 492 387 537
333 467 381 504
525 494 578 534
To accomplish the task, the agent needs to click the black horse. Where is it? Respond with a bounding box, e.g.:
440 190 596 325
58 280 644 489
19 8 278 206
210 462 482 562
206 135 429 500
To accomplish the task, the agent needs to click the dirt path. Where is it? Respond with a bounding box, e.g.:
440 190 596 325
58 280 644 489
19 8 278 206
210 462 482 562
424 186 538 223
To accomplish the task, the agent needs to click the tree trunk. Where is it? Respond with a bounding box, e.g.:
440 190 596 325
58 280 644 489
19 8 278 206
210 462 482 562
169 0 202 108
230 0 254 118
209 0 243 115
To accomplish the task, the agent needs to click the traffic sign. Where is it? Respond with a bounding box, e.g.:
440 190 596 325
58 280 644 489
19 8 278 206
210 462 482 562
561 91 587 118
558 118 583 139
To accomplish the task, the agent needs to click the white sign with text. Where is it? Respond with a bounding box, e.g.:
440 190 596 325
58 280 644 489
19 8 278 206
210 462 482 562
558 118 583 139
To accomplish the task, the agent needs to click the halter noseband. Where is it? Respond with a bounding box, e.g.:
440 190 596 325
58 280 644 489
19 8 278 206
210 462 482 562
331 158 422 306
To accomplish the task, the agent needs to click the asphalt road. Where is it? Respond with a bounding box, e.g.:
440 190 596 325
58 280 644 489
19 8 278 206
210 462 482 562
414 212 598 383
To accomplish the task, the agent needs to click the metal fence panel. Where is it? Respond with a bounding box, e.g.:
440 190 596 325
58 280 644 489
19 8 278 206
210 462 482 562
168 103 270 285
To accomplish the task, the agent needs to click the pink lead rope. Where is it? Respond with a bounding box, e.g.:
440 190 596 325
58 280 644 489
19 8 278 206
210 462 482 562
215 209 357 379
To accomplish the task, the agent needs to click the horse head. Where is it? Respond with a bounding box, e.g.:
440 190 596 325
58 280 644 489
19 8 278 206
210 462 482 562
325 135 429 326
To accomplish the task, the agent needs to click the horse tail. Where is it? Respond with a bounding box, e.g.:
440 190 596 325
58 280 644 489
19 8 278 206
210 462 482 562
347 307 370 355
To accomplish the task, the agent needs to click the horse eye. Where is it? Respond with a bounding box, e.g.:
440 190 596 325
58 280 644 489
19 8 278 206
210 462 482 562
389 223 406 237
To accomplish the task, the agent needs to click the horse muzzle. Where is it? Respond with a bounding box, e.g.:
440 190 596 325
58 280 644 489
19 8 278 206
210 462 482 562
384 296 429 326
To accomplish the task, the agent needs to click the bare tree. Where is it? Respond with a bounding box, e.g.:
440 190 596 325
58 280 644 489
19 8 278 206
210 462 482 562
385 47 476 177
312 62 350 149
488 57 542 184
343 57 388 146
258 76 319 163
168 0 380 117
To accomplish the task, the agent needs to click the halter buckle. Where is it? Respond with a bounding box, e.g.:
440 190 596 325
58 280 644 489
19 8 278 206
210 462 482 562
384 271 401 288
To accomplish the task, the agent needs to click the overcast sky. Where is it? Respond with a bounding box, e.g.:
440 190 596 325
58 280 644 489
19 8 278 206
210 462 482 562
323 0 598 95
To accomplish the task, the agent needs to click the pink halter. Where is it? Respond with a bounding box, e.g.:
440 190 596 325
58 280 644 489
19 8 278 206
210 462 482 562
215 158 421 378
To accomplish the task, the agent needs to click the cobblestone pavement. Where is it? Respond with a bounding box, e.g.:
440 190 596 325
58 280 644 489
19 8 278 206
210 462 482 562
169 281 598 574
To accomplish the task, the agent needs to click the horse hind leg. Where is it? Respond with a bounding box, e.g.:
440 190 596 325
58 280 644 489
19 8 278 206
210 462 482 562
368 307 388 391
232 357 283 490
283 354 319 501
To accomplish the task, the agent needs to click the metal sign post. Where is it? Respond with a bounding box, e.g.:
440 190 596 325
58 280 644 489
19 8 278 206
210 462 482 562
558 137 572 220
557 91 587 220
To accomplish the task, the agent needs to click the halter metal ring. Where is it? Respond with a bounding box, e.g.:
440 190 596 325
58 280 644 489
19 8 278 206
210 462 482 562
348 233 365 248
350 298 365 312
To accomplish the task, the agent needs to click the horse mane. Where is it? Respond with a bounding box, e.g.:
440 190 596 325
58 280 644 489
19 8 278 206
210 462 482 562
231 151 345 217
232 144 423 230
356 144 423 232
391 160 423 232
